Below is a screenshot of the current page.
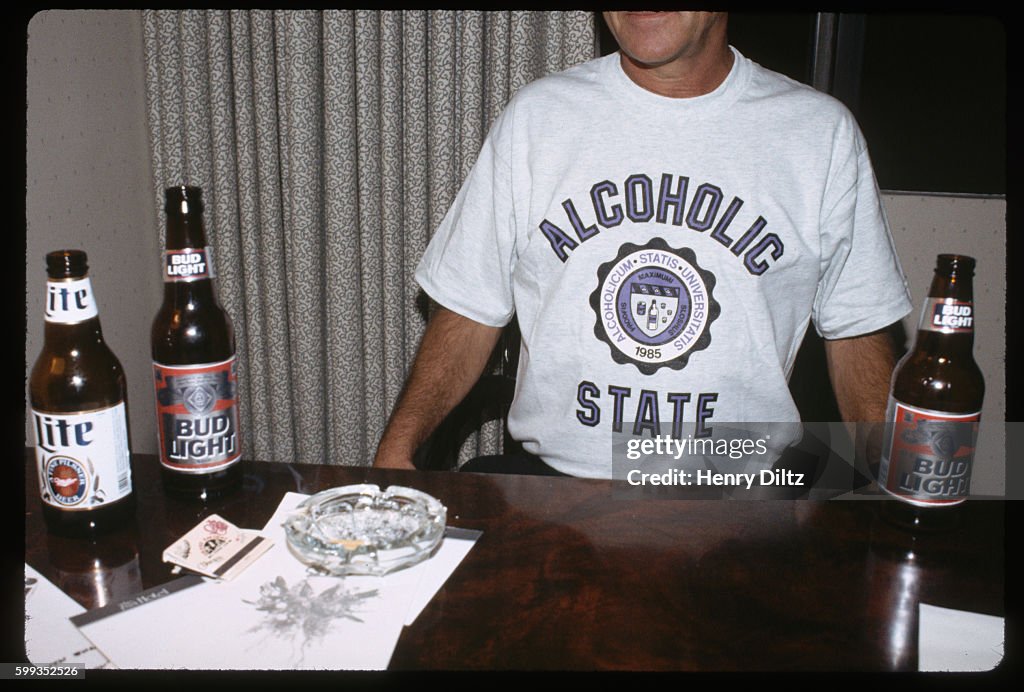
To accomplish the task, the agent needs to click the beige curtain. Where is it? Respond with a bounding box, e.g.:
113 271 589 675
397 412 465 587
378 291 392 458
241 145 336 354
142 10 596 465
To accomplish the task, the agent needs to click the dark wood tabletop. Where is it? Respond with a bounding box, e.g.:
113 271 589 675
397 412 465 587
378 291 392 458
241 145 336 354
24 448 1006 672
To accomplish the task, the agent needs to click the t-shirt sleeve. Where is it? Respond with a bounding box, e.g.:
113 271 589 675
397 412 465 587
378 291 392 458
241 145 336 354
811 113 913 339
414 107 517 328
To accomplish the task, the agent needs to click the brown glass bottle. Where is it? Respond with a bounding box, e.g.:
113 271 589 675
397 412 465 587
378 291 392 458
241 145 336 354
151 186 242 501
879 254 984 531
29 250 136 536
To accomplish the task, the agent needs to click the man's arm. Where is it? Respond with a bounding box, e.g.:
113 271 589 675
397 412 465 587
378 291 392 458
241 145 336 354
373 305 503 470
824 327 899 474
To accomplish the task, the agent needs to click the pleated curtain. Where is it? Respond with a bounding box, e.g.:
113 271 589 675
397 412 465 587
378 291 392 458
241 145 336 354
141 10 596 466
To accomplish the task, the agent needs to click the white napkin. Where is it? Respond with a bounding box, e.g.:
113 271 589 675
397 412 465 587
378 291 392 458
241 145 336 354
918 603 1004 672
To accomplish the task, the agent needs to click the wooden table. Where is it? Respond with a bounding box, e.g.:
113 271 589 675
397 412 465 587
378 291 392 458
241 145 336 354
23 449 1006 671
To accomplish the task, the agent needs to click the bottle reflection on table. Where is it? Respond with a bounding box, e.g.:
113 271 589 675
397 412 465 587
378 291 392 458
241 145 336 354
46 525 143 611
864 511 927 671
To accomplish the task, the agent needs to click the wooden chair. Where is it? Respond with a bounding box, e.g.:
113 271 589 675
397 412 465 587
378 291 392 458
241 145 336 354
412 318 523 471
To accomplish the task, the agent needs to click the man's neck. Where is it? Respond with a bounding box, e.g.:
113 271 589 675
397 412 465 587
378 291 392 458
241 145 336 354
619 43 735 99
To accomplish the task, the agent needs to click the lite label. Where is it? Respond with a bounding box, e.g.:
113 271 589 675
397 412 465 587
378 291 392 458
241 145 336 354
43 278 98 323
34 413 93 452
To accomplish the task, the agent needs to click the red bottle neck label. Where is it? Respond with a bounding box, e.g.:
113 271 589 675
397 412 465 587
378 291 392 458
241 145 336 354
164 247 214 282
920 297 974 334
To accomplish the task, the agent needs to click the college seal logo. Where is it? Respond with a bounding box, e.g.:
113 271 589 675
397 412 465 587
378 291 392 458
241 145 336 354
589 239 719 375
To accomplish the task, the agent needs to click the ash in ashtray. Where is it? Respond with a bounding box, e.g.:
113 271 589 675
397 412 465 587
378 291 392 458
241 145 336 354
318 504 427 547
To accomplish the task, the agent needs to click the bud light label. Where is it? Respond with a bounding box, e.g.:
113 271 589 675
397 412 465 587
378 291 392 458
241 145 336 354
44 277 98 324
922 298 973 333
153 357 241 473
879 399 980 506
164 247 214 282
32 403 132 510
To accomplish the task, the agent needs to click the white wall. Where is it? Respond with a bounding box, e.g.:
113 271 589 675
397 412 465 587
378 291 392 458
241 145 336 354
24 11 1008 494
25 11 161 455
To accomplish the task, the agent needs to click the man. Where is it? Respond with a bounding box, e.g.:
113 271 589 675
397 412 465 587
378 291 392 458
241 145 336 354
374 12 911 477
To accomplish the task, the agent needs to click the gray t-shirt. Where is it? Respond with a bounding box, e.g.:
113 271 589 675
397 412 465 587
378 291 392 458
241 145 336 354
416 48 913 478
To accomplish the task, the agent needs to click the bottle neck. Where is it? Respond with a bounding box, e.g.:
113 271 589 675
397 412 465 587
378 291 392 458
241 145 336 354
163 211 219 300
912 328 974 357
162 278 218 304
43 316 105 345
165 211 208 250
42 277 104 339
912 270 975 352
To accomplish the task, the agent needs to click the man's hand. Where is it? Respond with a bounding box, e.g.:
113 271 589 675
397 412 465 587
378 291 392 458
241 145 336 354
373 306 503 470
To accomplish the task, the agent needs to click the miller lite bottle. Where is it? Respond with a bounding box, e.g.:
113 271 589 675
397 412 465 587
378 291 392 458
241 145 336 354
879 254 984 531
29 250 135 536
151 186 242 501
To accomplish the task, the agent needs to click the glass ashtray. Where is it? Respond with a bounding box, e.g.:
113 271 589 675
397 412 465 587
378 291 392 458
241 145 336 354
282 484 447 576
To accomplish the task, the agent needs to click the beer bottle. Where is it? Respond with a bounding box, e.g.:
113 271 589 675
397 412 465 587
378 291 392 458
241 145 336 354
151 185 242 501
29 250 135 536
878 254 984 531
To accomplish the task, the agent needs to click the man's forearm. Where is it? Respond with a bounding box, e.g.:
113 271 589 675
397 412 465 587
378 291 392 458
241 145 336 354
373 306 503 469
824 328 897 422
824 327 899 473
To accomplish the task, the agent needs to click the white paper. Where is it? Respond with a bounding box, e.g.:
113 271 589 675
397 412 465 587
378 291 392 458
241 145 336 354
74 500 413 670
402 527 479 625
72 490 479 671
918 603 1004 672
24 564 114 669
75 571 408 670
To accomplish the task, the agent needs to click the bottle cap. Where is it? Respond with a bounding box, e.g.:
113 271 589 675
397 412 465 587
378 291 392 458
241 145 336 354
45 249 88 279
165 185 204 216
